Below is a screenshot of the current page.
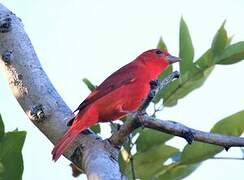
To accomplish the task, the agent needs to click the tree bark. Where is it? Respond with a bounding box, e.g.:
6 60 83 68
0 4 123 180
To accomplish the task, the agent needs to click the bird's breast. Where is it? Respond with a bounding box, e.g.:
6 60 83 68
96 81 150 121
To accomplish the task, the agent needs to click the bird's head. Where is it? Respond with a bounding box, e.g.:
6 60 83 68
139 49 181 66
135 49 181 78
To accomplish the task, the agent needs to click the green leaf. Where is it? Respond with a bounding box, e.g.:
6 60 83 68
194 49 214 68
180 110 244 164
180 142 222 165
226 35 233 46
159 79 180 106
158 17 203 106
157 37 168 51
0 162 4 175
136 128 173 152
162 50 214 106
179 17 194 74
82 78 96 91
155 163 200 180
124 144 179 179
211 21 228 57
216 41 244 64
90 124 101 134
0 131 26 180
211 110 244 136
0 115 4 139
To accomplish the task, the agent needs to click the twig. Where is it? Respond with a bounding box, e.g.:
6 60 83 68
141 115 244 149
110 113 244 149
137 71 180 112
152 103 163 117
210 157 244 160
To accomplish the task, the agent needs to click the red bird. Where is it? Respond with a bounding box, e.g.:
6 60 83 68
52 49 180 161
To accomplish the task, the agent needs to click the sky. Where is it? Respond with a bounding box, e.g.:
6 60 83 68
0 0 244 179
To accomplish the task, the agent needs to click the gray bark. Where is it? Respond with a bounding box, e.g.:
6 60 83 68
0 4 122 180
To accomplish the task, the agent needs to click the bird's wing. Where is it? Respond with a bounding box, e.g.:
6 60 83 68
75 63 140 112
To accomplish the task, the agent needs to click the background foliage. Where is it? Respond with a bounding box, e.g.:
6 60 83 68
0 115 26 180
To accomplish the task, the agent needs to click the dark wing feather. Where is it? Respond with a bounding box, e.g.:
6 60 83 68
75 62 139 112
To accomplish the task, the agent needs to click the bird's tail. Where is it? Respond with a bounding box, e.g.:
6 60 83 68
52 107 97 161
52 126 81 161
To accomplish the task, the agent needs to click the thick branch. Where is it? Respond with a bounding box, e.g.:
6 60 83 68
0 4 122 180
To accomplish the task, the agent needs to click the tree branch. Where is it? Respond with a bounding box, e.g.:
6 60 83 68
0 4 122 180
109 72 244 151
141 115 244 149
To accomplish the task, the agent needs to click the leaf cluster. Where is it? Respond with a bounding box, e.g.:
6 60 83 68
0 115 26 180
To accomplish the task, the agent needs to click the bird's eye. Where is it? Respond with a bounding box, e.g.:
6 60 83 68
155 50 163 55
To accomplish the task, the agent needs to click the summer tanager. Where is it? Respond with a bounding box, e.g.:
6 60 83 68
52 49 180 161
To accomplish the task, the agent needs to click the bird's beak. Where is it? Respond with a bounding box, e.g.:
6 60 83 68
167 55 181 64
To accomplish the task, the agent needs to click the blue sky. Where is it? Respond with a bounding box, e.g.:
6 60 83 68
0 0 244 179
